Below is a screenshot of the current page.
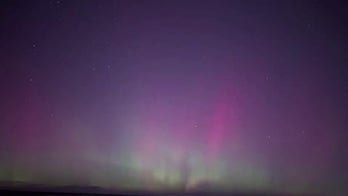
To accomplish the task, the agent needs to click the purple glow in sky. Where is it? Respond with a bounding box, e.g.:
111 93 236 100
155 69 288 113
0 0 347 195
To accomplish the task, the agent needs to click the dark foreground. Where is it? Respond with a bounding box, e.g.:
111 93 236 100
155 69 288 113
0 188 320 196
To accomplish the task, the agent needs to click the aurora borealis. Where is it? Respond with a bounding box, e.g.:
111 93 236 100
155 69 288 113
0 0 347 195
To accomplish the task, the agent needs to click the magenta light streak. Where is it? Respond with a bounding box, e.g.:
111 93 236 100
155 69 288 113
206 86 239 160
207 102 228 158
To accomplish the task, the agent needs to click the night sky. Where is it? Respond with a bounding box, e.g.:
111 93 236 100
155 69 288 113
0 0 347 194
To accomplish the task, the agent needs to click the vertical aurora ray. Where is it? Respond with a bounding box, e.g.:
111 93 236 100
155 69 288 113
207 101 228 159
206 86 237 153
